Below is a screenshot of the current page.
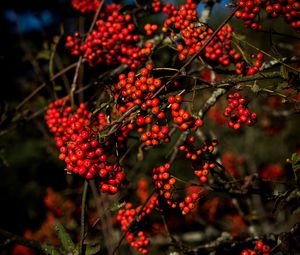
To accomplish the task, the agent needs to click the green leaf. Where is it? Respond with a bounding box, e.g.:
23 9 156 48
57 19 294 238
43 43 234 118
290 153 300 182
86 244 101 255
36 49 50 60
277 81 289 90
42 244 60 255
36 42 50 60
53 222 76 253
110 201 126 212
285 189 298 202
291 153 300 165
232 32 246 41
92 103 109 115
280 65 289 80
54 85 63 91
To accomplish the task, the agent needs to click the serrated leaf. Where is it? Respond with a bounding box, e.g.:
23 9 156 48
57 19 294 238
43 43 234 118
53 222 76 253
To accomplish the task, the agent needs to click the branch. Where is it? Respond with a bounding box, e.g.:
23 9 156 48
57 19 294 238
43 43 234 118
233 36 300 74
152 7 240 99
16 61 80 110
79 180 89 255
0 229 52 254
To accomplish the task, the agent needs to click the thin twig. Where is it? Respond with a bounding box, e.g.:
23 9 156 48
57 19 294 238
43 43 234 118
234 36 300 73
70 0 105 105
79 180 89 255
16 61 80 110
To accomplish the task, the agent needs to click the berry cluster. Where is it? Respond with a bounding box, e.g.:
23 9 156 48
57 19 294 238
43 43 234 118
140 124 170 146
152 161 204 215
144 23 159 36
66 3 149 68
235 0 264 30
116 195 157 254
162 0 198 32
168 95 204 131
71 0 101 14
152 163 177 208
179 137 217 183
45 98 125 194
223 92 257 130
241 240 271 255
114 64 171 146
179 192 199 215
235 0 300 32
161 1 263 75
246 53 264 75
114 64 162 113
151 0 162 12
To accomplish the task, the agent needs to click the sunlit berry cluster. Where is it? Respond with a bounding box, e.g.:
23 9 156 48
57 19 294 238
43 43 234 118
71 0 101 14
114 64 171 146
45 98 125 194
66 3 150 68
179 136 217 183
241 240 271 255
168 94 204 131
114 64 162 113
223 92 257 130
116 195 157 254
235 0 300 32
161 1 263 75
